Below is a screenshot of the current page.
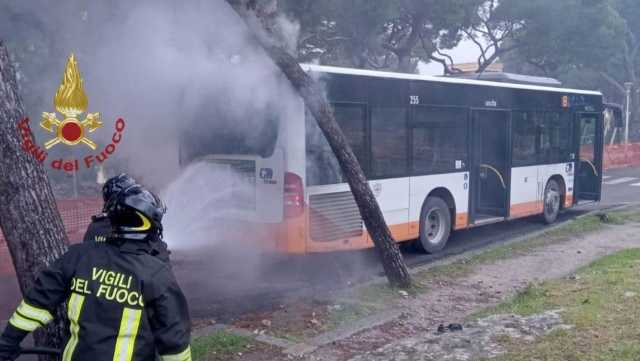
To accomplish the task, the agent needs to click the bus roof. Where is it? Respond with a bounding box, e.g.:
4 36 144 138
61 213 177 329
301 64 603 97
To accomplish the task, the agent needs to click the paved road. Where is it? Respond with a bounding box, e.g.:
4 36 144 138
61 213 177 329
600 166 640 206
1 166 639 323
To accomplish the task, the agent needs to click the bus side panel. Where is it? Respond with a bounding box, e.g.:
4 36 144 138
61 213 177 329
509 162 574 220
510 166 543 218
370 178 411 240
537 162 575 209
409 172 470 232
304 178 412 253
302 177 416 252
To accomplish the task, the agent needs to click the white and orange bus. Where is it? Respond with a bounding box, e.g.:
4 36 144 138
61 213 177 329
179 65 606 254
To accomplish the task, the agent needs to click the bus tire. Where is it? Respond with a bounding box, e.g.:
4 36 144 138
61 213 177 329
542 179 562 224
416 197 451 253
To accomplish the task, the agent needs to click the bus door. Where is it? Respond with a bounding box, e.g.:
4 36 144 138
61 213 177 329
470 110 510 224
575 113 603 202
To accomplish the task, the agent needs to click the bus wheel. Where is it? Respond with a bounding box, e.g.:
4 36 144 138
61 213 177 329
417 197 451 253
543 179 561 224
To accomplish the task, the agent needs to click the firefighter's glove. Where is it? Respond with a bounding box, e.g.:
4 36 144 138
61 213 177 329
0 337 20 361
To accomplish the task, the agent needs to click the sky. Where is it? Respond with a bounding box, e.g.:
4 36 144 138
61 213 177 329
418 39 484 75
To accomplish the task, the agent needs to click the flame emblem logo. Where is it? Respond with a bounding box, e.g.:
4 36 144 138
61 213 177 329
40 54 102 150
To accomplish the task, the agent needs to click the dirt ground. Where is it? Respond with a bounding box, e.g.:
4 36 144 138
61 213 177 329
294 221 640 361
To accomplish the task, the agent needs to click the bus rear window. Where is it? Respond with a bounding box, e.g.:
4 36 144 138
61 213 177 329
179 111 278 164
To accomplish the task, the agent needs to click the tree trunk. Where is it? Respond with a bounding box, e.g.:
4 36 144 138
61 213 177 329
0 41 69 353
226 1 412 288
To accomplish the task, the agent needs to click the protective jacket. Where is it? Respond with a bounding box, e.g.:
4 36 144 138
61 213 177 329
3 240 191 361
83 215 171 263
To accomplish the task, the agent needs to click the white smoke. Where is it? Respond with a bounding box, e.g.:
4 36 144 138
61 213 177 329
83 0 301 188
4 0 303 242
3 0 301 189
2 1 343 307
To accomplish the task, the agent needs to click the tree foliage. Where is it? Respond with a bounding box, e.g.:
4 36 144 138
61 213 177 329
502 0 622 75
281 0 481 72
499 0 640 138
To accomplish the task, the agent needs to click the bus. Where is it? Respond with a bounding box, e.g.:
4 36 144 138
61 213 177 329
179 64 606 254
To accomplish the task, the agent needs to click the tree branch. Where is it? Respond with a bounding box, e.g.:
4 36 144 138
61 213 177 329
429 55 451 75
600 71 626 95
435 49 463 73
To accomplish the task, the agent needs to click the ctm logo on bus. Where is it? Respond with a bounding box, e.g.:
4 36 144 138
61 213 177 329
18 54 127 172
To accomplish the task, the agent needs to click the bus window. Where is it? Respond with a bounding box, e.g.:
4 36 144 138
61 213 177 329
576 113 602 201
512 111 572 166
579 117 596 162
337 106 368 170
306 104 367 186
512 112 537 166
411 107 468 175
541 112 573 163
371 108 408 178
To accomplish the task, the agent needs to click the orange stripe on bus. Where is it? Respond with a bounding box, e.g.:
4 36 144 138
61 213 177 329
455 213 469 230
304 212 469 253
205 208 470 254
281 195 585 253
564 195 574 208
510 201 544 218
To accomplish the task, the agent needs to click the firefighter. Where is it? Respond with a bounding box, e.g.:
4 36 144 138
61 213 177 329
84 174 171 263
0 185 191 361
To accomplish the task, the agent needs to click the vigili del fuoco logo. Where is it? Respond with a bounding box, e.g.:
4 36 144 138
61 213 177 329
18 53 126 172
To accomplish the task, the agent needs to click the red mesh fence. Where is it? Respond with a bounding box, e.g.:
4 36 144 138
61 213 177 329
0 198 102 275
604 143 640 170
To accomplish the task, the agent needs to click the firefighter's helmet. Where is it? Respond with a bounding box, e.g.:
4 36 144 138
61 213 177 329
105 184 167 241
102 173 137 204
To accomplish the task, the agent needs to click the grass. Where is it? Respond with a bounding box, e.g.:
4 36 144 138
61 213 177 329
471 283 553 319
415 213 623 283
478 248 640 361
325 302 379 329
604 208 640 224
356 283 404 305
322 284 401 332
191 331 252 361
